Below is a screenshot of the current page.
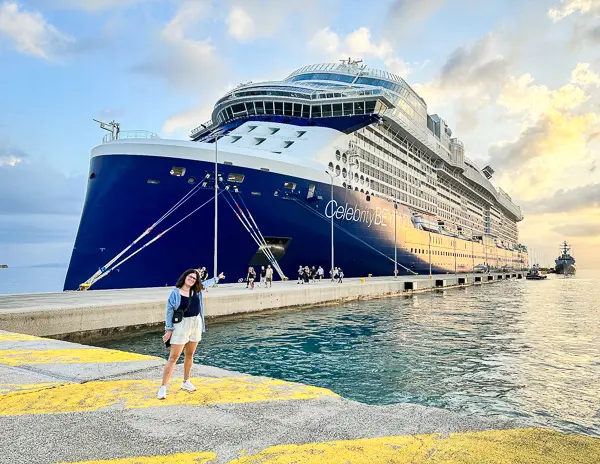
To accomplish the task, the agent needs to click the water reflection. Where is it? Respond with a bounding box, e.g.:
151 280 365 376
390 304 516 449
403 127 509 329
100 270 600 436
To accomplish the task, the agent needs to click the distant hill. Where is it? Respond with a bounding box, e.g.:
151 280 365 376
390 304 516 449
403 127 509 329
27 263 69 269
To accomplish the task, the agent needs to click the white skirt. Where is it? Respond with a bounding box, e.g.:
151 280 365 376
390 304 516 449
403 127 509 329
170 315 202 345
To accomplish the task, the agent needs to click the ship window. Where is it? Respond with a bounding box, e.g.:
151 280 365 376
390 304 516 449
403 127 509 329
302 105 310 118
336 150 341 161
251 191 261 196
312 105 322 117
335 165 341 176
170 167 186 176
261 167 270 172
360 175 365 184
354 102 365 114
342 153 347 163
90 172 96 179
230 136 242 143
296 131 306 138
333 104 343 116
322 104 333 117
274 189 280 196
265 101 274 114
246 102 256 115
343 103 353 116
247 125 258 133
328 162 334 171
274 102 284 114
269 127 280 135
284 182 296 190
227 173 245 183
293 104 302 117
355 186 359 191
284 102 293 116
283 141 294 148
343 182 346 188
307 183 316 199
231 103 246 113
188 177 196 184
224 161 233 165
255 101 265 114
365 101 376 113
342 168 347 178
147 179 160 184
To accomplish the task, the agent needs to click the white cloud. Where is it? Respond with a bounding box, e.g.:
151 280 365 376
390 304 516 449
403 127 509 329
132 0 227 93
226 5 255 41
570 62 600 86
548 0 600 21
308 26 412 77
0 154 22 167
0 1 74 59
162 102 215 135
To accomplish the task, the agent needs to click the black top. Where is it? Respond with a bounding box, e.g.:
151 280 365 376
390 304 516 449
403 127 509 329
178 293 201 318
260 269 266 277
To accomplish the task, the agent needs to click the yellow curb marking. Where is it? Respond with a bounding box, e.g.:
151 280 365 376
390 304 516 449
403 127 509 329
0 377 338 415
0 333 46 341
0 349 160 366
0 382 66 395
59 451 216 463
227 428 600 463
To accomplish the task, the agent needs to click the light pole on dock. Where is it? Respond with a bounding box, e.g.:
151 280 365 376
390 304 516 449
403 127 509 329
214 135 219 278
394 196 398 278
325 170 335 277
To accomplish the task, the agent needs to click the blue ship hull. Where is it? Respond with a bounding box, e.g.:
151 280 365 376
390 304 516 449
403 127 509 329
64 154 446 290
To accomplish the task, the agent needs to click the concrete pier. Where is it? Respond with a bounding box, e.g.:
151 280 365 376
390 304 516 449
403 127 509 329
0 273 524 340
0 329 597 463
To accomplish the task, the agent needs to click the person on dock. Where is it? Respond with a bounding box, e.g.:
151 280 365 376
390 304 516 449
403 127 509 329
297 266 304 284
246 266 256 289
317 266 324 281
338 268 344 283
259 266 266 287
265 265 273 288
159 268 224 400
310 266 317 283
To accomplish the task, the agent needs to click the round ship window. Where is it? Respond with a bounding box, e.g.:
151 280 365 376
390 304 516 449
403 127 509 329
335 150 341 161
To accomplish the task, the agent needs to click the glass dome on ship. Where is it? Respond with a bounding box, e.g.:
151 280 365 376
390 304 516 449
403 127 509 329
64 60 528 291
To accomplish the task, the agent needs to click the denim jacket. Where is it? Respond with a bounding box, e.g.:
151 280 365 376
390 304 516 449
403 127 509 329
165 277 218 332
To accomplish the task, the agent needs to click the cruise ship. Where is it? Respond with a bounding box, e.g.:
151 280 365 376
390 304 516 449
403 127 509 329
64 60 528 290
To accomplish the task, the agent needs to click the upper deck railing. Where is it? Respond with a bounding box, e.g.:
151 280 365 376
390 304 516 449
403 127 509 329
102 130 160 143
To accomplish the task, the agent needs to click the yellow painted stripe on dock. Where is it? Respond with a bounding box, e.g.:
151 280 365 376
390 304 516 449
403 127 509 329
0 377 338 415
0 333 45 341
227 428 600 463
59 452 217 463
0 382 66 395
0 349 159 366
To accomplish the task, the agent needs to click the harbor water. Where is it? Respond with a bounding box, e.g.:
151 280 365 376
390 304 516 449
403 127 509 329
93 270 600 437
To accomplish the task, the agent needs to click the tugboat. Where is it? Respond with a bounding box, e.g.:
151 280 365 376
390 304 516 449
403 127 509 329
526 264 547 280
555 241 576 275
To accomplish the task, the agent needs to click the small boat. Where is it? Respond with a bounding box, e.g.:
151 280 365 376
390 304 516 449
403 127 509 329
0 264 8 269
526 265 547 280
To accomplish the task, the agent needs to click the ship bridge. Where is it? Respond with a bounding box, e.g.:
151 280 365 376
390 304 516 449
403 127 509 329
190 61 420 142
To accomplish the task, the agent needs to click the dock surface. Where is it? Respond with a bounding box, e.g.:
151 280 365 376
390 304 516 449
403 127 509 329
0 273 522 340
1 329 598 463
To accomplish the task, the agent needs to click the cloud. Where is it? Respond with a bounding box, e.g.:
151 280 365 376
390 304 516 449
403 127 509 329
553 221 600 237
385 0 445 41
522 183 600 214
570 62 600 86
0 1 75 59
308 27 412 76
224 0 325 43
0 142 27 167
0 148 85 216
548 0 600 21
415 34 508 131
131 0 227 93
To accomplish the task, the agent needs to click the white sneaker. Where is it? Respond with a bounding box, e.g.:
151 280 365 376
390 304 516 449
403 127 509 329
181 380 196 392
157 385 167 400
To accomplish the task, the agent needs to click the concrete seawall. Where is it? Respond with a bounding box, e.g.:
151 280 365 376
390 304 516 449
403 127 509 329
0 273 522 340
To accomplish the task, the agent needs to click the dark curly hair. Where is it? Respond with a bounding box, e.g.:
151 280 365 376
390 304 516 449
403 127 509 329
175 269 203 293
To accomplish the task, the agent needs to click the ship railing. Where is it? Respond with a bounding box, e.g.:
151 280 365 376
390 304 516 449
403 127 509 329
191 120 214 137
102 130 160 143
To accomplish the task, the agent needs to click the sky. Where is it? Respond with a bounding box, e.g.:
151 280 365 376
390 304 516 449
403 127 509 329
0 0 598 269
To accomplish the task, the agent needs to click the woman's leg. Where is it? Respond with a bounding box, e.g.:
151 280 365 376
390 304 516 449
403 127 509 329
183 341 199 381
161 343 185 386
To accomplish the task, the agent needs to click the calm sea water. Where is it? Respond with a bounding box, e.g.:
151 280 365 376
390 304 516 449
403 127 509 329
0 266 68 294
98 270 600 437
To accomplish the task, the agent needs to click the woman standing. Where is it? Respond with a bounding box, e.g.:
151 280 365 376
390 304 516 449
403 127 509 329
158 268 224 399
246 266 256 290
